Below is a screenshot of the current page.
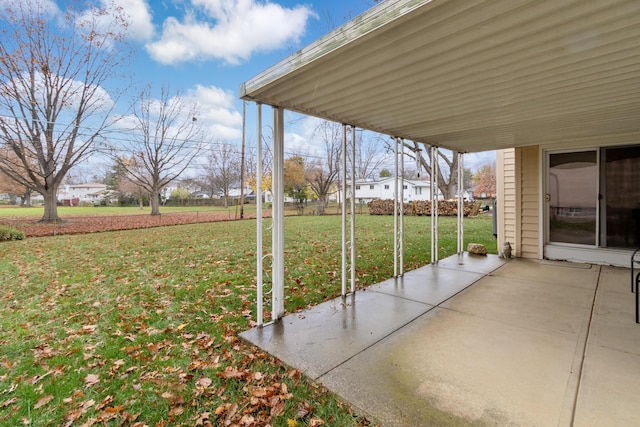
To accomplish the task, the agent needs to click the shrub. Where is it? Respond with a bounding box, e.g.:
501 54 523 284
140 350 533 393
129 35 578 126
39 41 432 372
0 225 25 241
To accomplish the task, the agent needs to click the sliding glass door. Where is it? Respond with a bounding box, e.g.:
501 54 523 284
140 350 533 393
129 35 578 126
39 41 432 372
548 151 598 245
602 146 640 249
548 146 640 249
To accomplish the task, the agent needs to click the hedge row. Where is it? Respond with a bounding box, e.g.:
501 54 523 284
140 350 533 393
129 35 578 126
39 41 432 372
0 225 26 242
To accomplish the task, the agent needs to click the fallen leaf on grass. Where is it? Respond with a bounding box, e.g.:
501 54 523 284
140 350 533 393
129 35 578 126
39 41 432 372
79 399 95 413
195 377 212 388
216 367 245 379
168 406 184 417
270 400 285 417
31 370 53 384
34 395 53 409
1 397 18 407
85 374 100 388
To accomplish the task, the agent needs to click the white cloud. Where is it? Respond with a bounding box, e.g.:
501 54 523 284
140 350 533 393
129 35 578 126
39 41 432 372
76 0 154 43
464 151 496 172
113 0 155 41
186 85 243 139
114 84 241 140
0 0 60 19
146 0 314 65
282 115 327 157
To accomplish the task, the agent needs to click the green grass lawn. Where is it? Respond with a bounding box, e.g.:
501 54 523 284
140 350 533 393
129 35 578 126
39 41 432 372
0 215 496 426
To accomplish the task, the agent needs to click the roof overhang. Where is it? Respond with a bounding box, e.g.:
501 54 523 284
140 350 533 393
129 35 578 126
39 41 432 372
240 0 640 153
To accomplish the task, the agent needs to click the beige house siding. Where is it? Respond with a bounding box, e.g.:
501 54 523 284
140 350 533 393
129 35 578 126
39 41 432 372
519 146 540 259
496 149 516 253
497 147 540 259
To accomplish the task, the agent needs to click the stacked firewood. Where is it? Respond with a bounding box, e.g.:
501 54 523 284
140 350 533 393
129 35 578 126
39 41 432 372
368 200 480 217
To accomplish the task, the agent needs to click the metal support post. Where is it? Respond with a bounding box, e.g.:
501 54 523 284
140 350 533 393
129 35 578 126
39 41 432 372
399 138 404 276
394 137 399 277
350 126 357 293
256 103 264 326
431 146 440 264
457 152 464 260
341 124 348 297
272 106 285 320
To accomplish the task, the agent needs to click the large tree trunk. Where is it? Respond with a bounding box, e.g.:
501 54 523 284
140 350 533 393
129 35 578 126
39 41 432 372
22 189 32 207
317 195 326 215
150 191 160 215
41 188 59 222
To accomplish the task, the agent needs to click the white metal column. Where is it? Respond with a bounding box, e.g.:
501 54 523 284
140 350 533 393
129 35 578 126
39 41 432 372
399 138 404 277
350 126 357 293
256 103 264 326
457 152 465 259
393 137 399 277
431 146 439 264
341 124 348 297
272 106 285 320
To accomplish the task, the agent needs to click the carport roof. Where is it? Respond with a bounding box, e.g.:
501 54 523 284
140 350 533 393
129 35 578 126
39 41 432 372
240 0 640 153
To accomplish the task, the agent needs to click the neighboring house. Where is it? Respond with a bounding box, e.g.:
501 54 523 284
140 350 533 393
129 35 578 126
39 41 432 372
58 183 107 204
349 177 437 204
228 184 254 200
163 181 201 201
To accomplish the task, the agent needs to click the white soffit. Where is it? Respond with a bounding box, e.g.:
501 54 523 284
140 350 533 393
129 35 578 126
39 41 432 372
240 0 640 153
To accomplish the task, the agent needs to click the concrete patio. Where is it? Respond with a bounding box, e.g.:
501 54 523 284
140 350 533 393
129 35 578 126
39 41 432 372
240 254 640 426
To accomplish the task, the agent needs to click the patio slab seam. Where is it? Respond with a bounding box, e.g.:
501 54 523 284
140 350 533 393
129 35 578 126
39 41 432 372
316 274 493 377
568 264 602 426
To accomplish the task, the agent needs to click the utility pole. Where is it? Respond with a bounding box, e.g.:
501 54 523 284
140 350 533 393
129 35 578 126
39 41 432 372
239 100 246 219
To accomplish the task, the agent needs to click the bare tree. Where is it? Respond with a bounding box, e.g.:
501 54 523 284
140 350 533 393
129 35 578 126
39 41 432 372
354 132 385 180
0 146 37 206
111 155 149 208
306 121 342 214
0 0 129 221
399 141 460 200
198 143 240 207
116 86 205 215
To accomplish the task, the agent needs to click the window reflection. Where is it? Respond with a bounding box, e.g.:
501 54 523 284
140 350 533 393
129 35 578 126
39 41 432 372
549 152 597 245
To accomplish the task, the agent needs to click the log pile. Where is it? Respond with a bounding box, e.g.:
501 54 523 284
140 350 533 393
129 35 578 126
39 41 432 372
368 199 480 217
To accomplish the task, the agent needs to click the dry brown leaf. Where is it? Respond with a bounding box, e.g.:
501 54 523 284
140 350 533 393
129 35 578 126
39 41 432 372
270 400 285 418
95 395 113 411
196 377 212 388
79 399 95 413
84 373 100 388
33 394 53 409
168 406 184 417
217 367 245 379
2 397 18 408
240 414 255 426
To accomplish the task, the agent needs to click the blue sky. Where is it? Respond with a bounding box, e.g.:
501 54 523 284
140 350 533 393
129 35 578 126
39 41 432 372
121 0 375 142
1 0 494 175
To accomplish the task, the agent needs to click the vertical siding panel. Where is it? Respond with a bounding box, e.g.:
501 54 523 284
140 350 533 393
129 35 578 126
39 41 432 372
497 149 516 253
519 146 540 259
